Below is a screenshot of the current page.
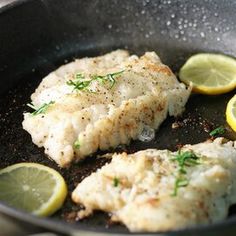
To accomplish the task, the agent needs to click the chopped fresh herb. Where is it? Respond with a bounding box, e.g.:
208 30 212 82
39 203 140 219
113 177 119 187
66 70 124 91
66 73 90 91
94 70 124 89
172 178 189 196
74 140 80 149
27 101 55 115
171 150 200 174
75 73 84 80
209 126 225 137
171 150 200 196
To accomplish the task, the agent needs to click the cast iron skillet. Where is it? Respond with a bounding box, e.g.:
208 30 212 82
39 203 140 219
1 0 236 235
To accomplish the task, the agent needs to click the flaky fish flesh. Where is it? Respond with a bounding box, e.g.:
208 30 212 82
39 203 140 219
22 50 190 167
72 138 236 232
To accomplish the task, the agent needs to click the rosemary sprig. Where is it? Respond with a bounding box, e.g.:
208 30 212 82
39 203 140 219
209 126 225 137
27 101 55 115
171 150 200 196
66 70 124 91
113 177 120 187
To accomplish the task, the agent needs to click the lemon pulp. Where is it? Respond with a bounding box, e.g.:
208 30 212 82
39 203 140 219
226 95 236 132
0 163 67 216
179 53 236 95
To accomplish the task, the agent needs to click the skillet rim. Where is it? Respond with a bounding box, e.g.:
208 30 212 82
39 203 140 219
0 0 30 13
0 0 236 235
1 200 236 235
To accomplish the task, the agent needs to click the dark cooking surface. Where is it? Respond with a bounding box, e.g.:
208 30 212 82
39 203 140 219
1 0 236 235
1 64 236 233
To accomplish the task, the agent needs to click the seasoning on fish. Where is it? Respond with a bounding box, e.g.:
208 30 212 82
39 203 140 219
22 50 190 167
72 138 236 232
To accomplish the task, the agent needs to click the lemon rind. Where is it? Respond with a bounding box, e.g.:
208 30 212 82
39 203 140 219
0 163 67 217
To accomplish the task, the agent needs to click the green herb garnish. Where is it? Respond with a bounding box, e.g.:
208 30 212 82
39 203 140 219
74 140 80 149
66 70 124 91
172 150 200 174
66 73 89 91
209 126 225 137
171 150 200 196
27 101 55 115
113 177 120 187
172 178 189 197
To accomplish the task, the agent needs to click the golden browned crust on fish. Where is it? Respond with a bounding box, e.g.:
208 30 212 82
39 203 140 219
72 138 236 232
22 50 190 167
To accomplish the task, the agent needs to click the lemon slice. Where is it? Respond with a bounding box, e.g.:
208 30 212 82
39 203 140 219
179 53 236 95
0 163 67 216
226 94 236 132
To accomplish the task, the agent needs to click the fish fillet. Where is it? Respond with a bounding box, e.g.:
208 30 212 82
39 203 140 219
22 50 190 167
72 138 236 232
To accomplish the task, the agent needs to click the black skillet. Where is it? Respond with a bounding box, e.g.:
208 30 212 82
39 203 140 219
1 0 236 235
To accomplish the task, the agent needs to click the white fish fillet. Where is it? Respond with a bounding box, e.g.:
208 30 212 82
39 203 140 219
22 50 190 167
72 138 236 232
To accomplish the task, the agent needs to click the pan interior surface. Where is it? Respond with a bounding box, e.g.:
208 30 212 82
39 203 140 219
1 0 236 235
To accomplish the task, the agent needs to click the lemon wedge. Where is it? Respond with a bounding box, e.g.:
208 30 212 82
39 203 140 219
0 163 67 216
179 53 236 95
226 94 236 132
